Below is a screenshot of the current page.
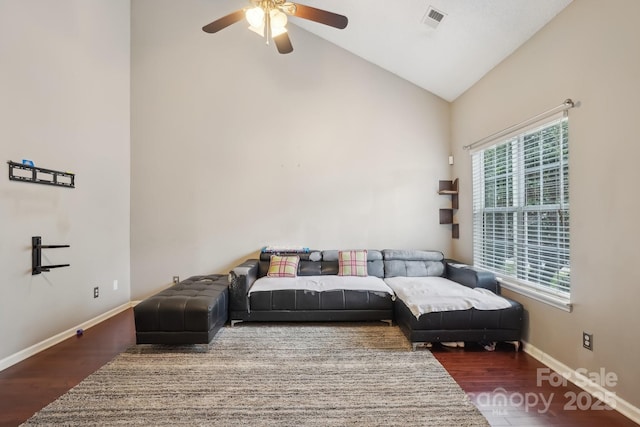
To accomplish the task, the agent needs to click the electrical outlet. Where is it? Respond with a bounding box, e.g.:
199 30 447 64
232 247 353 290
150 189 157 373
93 286 99 298
173 276 180 284
113 280 118 290
583 332 593 351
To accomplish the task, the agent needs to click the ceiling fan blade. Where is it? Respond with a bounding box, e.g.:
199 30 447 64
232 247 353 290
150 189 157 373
202 9 245 33
291 4 348 29
274 32 294 54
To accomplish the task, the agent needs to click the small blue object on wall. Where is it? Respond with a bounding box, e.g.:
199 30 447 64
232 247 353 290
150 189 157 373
76 329 84 337
22 159 34 167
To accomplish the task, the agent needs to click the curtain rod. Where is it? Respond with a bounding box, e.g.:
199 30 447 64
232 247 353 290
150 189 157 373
463 99 575 151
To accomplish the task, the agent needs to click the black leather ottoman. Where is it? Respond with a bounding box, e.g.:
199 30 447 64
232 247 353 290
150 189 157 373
134 274 228 345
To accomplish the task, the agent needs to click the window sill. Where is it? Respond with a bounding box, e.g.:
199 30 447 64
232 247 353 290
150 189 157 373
497 277 572 312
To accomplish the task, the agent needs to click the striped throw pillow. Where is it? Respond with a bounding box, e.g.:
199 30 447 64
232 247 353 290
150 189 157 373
338 250 368 276
267 255 299 277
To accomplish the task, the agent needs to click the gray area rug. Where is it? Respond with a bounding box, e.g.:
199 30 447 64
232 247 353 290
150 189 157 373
24 324 488 426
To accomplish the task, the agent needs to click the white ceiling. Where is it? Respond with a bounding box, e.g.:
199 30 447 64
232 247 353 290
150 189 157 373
285 0 573 101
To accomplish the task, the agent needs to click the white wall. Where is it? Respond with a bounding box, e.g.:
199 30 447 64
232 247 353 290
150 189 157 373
451 0 640 409
0 0 131 361
130 0 452 299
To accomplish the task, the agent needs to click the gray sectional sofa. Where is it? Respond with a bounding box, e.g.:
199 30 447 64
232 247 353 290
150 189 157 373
229 249 523 349
229 250 394 324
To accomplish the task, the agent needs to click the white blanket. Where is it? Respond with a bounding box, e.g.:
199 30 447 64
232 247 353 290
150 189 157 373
249 275 395 296
384 276 512 319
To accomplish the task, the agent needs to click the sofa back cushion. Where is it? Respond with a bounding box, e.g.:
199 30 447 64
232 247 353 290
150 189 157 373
257 249 441 278
258 251 321 277
382 249 445 278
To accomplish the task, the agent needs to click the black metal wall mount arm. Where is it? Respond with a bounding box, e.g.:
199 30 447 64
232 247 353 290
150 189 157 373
32 236 70 275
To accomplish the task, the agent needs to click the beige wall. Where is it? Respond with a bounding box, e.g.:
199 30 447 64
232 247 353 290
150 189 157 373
8 0 637 414
451 0 640 408
130 0 452 299
0 0 131 361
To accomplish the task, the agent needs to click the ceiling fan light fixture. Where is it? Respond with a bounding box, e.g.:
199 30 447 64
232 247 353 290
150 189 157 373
203 1 348 55
270 9 288 29
247 6 288 38
280 2 296 15
245 6 265 28
270 9 288 36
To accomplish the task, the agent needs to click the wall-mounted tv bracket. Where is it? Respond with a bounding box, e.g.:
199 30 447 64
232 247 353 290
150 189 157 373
32 236 70 275
8 161 75 188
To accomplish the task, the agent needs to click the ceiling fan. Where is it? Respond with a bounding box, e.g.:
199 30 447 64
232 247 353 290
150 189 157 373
202 0 348 54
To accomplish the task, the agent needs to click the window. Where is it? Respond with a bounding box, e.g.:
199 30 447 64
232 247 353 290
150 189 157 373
472 114 570 309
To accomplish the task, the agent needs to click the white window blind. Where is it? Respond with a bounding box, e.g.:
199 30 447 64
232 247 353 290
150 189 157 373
472 114 570 306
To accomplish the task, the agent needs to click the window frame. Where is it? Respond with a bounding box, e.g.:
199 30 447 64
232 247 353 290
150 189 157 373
472 114 572 311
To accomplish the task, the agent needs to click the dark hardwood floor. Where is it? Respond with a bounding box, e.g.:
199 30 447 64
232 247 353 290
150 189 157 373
0 309 636 426
432 343 637 426
0 309 135 427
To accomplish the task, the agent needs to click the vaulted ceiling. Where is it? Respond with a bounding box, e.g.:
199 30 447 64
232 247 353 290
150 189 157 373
217 0 573 101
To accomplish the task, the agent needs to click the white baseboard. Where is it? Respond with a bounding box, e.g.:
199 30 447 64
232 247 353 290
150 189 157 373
523 341 640 424
0 302 134 372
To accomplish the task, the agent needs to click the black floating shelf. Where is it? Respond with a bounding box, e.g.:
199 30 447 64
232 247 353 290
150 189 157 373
8 161 75 188
32 236 70 275
438 179 459 239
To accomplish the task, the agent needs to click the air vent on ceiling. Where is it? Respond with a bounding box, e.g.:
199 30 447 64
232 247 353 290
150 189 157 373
422 6 446 29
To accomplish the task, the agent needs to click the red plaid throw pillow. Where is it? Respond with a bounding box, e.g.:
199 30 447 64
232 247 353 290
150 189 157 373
338 250 368 276
267 255 300 277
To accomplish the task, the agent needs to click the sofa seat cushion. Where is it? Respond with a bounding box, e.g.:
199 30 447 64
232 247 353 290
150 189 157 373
249 275 393 295
394 296 523 334
385 276 512 319
248 275 394 311
249 289 393 311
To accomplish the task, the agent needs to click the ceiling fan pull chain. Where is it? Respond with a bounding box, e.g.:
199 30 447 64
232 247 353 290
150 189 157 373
265 5 271 45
